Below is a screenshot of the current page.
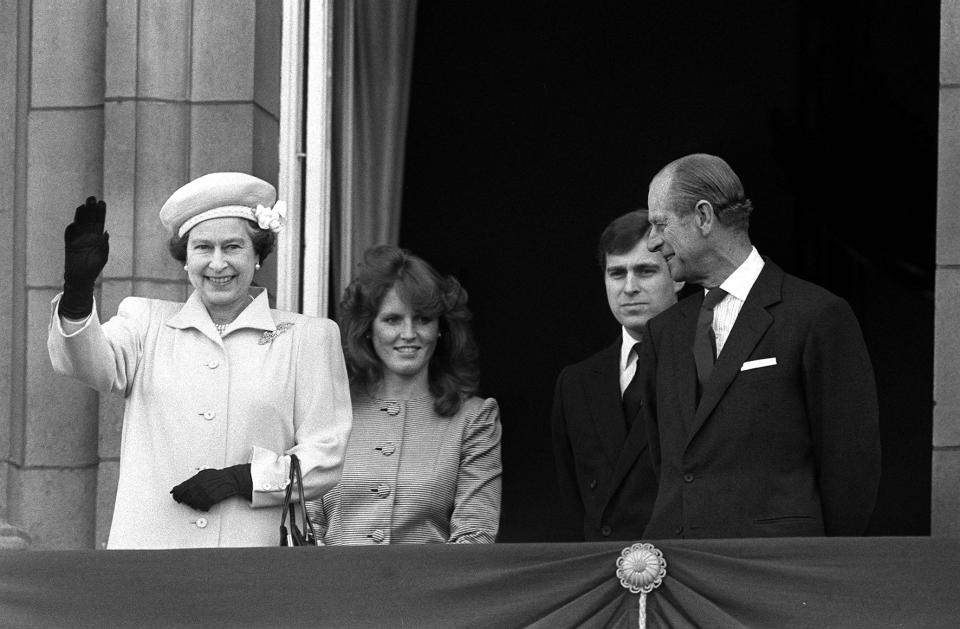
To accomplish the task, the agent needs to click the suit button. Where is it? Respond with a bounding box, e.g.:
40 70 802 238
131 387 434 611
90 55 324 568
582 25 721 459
207 359 220 369
588 479 597 490
194 518 208 529
683 473 694 483
369 529 385 543
373 483 391 498
600 525 612 537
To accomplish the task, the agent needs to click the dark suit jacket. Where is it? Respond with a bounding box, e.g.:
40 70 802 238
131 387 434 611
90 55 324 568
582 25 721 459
551 340 658 541
641 259 881 539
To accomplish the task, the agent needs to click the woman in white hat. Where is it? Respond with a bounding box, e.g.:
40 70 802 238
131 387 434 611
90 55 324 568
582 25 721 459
47 172 352 549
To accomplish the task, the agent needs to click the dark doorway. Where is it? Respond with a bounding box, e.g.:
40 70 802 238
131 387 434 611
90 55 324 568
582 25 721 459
401 1 938 541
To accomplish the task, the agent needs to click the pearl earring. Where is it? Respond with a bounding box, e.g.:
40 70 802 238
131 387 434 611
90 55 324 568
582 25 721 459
183 265 188 271
255 263 261 270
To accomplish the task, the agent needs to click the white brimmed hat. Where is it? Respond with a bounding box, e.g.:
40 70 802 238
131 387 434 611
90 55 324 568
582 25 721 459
159 172 286 238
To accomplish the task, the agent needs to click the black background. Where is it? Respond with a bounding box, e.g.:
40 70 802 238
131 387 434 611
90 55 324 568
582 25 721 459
400 1 938 541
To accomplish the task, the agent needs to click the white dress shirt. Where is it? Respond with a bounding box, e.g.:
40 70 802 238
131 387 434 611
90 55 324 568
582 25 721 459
619 327 642 394
711 246 765 356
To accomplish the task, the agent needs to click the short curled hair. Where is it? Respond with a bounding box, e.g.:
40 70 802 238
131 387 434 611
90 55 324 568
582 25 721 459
166 219 277 263
596 209 652 268
340 244 480 417
657 153 754 232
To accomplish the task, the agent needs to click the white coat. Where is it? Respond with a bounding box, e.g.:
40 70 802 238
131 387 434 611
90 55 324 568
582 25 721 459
47 288 352 549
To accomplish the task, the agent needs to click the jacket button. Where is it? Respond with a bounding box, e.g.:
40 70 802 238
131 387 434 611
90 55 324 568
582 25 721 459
369 529 385 543
380 402 401 416
195 518 208 529
600 525 612 537
588 479 597 490
201 411 215 421
377 443 396 456
207 359 220 369
373 483 391 498
683 473 694 483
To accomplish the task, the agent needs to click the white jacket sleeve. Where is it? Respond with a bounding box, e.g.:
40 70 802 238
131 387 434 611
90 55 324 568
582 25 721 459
47 294 147 397
249 317 352 507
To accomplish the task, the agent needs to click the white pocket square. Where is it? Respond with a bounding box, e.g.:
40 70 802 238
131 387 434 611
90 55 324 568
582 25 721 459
741 357 777 371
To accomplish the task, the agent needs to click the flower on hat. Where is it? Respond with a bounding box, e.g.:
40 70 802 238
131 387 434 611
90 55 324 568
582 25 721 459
255 201 287 233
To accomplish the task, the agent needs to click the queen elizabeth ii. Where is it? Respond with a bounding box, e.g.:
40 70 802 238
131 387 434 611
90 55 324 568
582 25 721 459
47 172 352 548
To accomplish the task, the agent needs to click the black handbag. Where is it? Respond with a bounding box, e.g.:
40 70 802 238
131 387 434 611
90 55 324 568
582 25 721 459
279 454 320 546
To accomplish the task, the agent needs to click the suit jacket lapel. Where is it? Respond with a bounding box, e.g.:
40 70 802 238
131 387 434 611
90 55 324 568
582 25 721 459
585 340 627 466
676 295 702 434
605 341 654 505
688 261 784 443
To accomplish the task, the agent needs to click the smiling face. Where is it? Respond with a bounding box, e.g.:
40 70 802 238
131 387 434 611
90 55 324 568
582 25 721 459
646 173 708 284
371 286 440 382
185 217 258 321
605 235 682 338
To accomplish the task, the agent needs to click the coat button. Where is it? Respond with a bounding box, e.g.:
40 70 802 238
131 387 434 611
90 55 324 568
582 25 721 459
683 473 694 483
377 443 396 456
369 529 385 543
195 518 208 529
380 402 401 416
588 479 598 490
373 483 391 498
262 483 273 491
201 411 215 420
600 525 612 537
207 359 220 369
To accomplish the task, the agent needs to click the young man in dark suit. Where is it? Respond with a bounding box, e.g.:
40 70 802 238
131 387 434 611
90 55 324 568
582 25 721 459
551 210 683 541
641 153 881 539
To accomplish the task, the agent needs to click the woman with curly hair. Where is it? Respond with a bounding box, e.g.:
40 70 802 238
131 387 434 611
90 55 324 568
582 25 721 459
309 244 502 544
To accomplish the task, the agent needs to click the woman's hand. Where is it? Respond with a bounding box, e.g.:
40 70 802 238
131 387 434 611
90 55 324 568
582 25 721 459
60 196 109 319
170 464 253 511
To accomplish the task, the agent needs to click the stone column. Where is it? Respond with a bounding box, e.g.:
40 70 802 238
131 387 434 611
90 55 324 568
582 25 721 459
934 0 960 537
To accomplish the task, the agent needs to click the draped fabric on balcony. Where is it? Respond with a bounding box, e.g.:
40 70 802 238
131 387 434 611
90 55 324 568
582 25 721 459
0 537 956 627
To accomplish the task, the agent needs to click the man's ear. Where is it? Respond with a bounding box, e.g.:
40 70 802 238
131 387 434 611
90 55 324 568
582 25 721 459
673 280 685 295
694 200 715 235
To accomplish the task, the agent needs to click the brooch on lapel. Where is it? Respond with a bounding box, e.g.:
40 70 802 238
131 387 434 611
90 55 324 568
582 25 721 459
258 322 295 345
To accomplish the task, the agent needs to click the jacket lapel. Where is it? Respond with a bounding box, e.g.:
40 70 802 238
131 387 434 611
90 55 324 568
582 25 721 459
676 295 702 434
584 340 627 466
605 341 654 505
687 261 783 443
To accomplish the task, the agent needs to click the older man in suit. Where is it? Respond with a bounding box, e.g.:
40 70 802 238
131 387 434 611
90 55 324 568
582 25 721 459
640 153 881 539
551 210 683 541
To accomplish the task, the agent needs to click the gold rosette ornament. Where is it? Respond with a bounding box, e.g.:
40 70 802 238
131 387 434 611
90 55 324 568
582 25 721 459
616 543 666 628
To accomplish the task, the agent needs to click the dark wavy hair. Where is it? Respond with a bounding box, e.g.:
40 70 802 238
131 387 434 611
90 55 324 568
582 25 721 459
167 219 277 263
596 209 652 268
340 245 480 417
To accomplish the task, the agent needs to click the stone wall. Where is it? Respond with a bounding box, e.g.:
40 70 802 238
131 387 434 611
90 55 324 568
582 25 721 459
2 0 280 549
934 0 960 537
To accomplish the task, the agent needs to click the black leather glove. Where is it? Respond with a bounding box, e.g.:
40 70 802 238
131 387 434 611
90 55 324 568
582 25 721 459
170 464 253 512
60 196 109 320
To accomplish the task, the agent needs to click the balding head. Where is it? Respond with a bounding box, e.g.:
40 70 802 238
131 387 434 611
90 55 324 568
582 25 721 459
649 153 753 233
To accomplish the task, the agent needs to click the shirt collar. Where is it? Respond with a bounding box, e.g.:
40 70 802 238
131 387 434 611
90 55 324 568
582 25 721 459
716 246 764 302
620 326 642 372
167 286 277 333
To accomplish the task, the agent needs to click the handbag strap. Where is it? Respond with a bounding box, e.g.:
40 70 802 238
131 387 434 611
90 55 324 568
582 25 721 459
279 453 319 545
291 454 319 543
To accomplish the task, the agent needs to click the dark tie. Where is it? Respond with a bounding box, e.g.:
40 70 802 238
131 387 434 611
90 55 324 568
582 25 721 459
622 342 643 426
693 288 728 393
